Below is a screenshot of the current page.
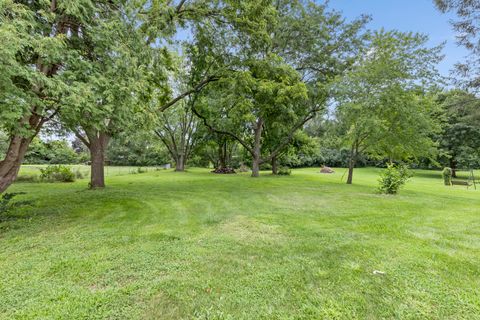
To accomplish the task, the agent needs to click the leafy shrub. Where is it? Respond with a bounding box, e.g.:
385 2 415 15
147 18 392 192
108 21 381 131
442 167 453 186
40 165 76 182
378 164 412 195
277 166 291 175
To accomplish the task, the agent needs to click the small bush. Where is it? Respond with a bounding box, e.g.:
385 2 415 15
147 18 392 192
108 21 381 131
40 165 76 183
378 164 412 195
277 166 291 175
442 167 452 186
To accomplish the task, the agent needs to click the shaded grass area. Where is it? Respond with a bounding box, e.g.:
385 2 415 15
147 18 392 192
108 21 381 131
1 168 479 319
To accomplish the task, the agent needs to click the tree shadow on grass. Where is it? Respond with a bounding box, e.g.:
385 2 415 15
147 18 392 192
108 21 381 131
0 193 36 230
412 171 443 180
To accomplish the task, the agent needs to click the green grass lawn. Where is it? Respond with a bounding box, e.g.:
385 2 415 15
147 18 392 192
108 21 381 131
18 165 162 179
1 167 479 319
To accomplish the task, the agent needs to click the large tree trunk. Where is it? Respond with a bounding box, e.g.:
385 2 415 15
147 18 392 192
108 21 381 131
182 153 188 170
88 132 110 189
449 158 457 178
175 154 185 171
0 136 32 193
252 155 261 177
217 142 226 170
271 155 278 175
0 111 45 193
251 118 264 178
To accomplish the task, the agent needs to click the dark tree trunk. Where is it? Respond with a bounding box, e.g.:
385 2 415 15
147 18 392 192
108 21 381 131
251 118 264 178
217 142 226 170
88 132 110 189
0 136 31 193
175 154 185 171
346 144 357 185
347 159 355 184
450 158 457 178
0 111 45 193
182 153 188 170
223 140 228 167
252 155 261 177
272 155 278 175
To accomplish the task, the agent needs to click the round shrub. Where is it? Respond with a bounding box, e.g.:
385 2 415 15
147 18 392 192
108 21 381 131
442 167 452 186
40 165 76 183
277 166 291 175
378 164 412 195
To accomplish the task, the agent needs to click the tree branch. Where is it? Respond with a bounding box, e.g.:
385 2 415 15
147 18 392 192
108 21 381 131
158 76 219 112
264 109 319 162
191 105 254 155
71 128 91 148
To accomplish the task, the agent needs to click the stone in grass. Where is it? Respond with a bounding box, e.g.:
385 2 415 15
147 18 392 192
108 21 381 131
372 270 385 275
320 166 335 174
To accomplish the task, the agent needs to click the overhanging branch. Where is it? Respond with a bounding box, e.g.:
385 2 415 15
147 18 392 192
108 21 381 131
191 105 254 155
158 76 219 112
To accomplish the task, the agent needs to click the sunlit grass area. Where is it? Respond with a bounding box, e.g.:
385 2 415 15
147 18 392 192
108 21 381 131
1 167 479 319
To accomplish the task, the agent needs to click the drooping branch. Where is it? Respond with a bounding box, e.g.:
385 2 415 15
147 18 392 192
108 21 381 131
158 76 219 112
191 105 254 155
263 107 320 162
71 128 91 148
154 129 177 159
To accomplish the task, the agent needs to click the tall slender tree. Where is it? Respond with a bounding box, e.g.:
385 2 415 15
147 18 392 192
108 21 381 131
334 30 443 184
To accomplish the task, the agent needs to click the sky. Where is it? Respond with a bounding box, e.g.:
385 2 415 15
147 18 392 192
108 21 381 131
328 0 467 76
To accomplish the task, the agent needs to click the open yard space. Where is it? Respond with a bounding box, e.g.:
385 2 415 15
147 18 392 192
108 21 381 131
1 168 479 319
3 1 480 318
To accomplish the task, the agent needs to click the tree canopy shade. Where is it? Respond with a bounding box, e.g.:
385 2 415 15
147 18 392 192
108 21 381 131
333 30 443 184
